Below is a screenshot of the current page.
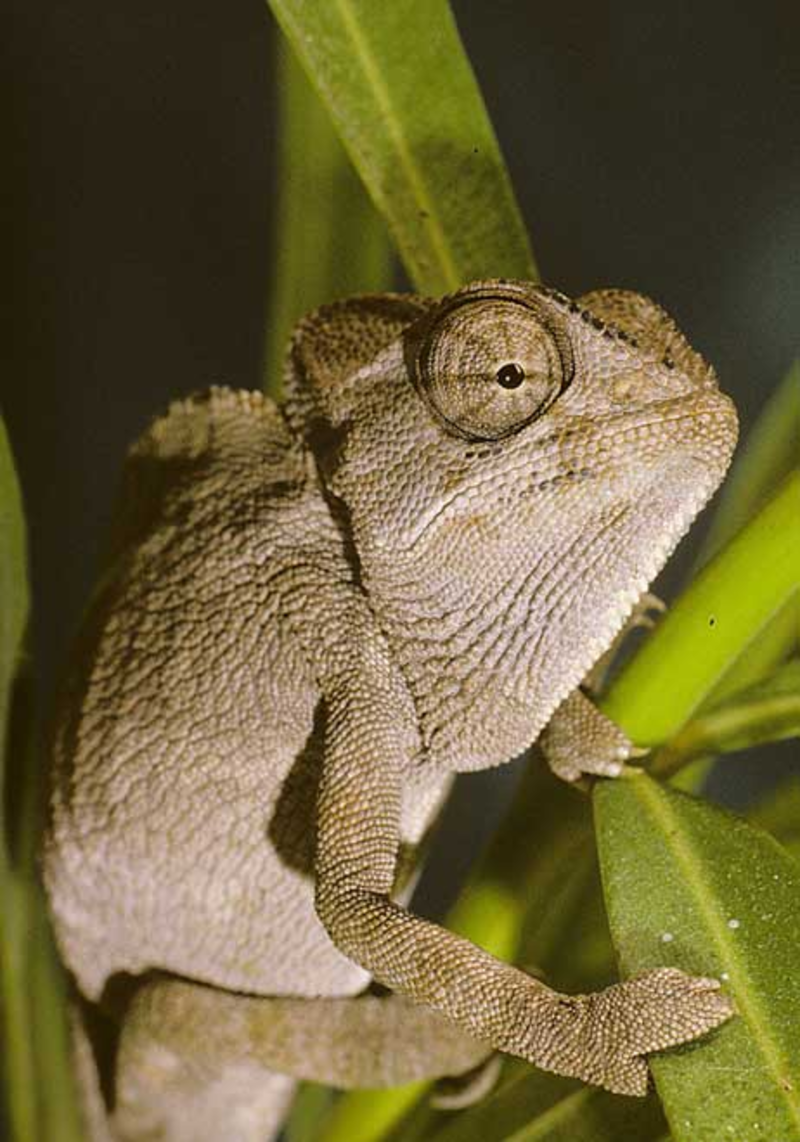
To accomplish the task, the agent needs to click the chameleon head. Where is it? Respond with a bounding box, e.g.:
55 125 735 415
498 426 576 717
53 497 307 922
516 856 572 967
286 280 738 769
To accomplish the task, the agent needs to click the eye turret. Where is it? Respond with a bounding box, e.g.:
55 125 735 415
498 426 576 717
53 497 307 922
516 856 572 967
416 295 570 439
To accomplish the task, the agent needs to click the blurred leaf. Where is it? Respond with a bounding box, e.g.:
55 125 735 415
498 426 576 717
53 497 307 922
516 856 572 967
653 658 800 778
0 417 29 831
266 0 536 293
750 778 800 862
595 774 800 1142
601 470 800 749
0 415 36 1140
263 38 392 396
285 1083 339 1142
0 419 81 1141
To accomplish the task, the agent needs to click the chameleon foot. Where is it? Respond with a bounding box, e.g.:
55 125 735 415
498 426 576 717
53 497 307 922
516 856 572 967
576 968 734 1096
540 689 638 783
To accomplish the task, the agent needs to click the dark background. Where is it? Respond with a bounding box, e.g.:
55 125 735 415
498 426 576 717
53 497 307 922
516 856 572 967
3 2 798 817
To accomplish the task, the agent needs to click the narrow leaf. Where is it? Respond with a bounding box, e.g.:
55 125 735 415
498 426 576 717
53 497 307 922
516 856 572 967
0 417 29 836
595 774 800 1142
750 778 800 862
0 416 36 1140
0 419 81 1141
266 0 537 293
705 597 799 707
263 37 392 396
653 658 800 777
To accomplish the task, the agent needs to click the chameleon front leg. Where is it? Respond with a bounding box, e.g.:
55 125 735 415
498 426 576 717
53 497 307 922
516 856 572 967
540 592 666 783
112 979 490 1142
314 663 733 1097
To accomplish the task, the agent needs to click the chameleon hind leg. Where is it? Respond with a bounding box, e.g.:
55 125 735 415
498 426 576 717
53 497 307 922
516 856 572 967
112 974 492 1142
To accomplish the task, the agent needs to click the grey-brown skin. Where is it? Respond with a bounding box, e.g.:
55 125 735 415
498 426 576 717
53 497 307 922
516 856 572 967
44 280 738 1141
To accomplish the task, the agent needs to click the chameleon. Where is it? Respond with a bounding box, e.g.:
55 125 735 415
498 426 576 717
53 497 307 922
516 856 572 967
43 279 738 1141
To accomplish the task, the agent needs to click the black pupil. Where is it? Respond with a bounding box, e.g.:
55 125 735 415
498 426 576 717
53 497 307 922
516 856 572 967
496 362 525 389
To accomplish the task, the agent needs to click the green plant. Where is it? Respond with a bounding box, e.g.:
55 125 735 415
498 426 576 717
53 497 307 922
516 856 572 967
2 2 797 1139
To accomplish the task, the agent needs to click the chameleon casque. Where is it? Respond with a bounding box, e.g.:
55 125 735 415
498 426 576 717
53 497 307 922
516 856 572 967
44 279 738 1141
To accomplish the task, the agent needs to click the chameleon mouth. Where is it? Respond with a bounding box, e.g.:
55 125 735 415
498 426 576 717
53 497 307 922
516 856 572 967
540 389 738 488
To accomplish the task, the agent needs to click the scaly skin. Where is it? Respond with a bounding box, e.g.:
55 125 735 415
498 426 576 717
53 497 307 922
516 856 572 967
44 281 738 1141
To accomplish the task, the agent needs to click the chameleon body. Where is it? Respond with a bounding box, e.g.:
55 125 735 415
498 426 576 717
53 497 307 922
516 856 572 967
44 281 738 1141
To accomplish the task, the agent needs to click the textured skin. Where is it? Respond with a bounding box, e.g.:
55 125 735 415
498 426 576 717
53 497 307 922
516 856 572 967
44 281 738 1140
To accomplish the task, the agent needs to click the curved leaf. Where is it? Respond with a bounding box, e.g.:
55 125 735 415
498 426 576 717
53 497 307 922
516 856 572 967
0 420 81 1141
262 38 392 396
595 774 800 1141
0 417 29 821
750 778 800 861
266 0 537 292
653 658 800 777
0 416 34 1140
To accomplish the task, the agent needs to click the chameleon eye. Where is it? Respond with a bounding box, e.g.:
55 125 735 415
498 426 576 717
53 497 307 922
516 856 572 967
496 363 526 389
417 297 567 440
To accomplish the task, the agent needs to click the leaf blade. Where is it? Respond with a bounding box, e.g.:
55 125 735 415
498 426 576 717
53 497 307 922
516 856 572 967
0 417 29 826
263 37 392 396
0 415 36 1140
266 0 537 292
653 658 800 776
0 419 82 1141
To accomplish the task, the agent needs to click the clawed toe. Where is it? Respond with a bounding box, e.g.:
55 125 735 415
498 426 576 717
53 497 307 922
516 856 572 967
617 968 735 1054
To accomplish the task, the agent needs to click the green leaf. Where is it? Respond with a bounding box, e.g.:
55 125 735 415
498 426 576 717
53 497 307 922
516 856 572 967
266 0 537 293
0 416 35 1140
750 778 800 862
653 658 800 777
0 417 29 837
595 774 800 1142
705 598 799 709
262 37 393 396
0 419 81 1141
600 469 800 749
285 1083 336 1142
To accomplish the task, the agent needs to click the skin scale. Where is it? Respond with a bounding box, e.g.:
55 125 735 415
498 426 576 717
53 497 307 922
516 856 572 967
43 279 738 1141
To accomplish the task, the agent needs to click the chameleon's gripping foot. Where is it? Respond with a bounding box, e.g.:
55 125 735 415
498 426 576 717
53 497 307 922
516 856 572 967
540 689 638 784
571 968 734 1096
